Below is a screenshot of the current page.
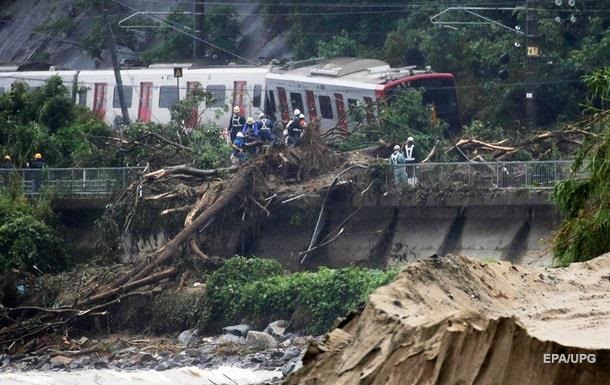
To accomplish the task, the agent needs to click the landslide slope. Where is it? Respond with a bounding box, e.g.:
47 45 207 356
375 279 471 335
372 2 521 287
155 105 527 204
286 254 610 385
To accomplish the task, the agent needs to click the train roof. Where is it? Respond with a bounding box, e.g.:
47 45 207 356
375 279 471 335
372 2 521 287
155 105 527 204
268 57 441 89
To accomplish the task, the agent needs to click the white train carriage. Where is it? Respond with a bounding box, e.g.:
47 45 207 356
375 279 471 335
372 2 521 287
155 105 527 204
264 58 460 135
265 58 386 134
0 70 79 99
0 58 459 135
76 66 270 128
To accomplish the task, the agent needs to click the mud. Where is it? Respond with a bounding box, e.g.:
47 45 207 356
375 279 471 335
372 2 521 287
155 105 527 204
285 254 610 385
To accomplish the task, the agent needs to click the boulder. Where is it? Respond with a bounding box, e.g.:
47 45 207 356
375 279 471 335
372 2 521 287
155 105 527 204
177 328 199 347
222 324 251 337
218 333 245 344
246 330 277 350
50 355 73 368
264 320 289 338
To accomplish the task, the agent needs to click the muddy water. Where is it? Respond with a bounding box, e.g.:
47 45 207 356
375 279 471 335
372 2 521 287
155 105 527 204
0 366 281 385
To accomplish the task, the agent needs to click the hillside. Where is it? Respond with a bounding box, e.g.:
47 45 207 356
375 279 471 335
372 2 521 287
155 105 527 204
0 0 289 69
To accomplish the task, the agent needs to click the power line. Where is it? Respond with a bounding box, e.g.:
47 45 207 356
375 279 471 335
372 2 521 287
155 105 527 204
110 0 256 65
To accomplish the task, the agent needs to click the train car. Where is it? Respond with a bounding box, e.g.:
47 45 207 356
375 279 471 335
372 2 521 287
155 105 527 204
1 65 270 129
76 65 270 128
265 57 460 135
0 69 79 99
0 58 460 136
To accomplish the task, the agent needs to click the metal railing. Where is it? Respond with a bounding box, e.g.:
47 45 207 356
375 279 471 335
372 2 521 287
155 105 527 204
0 167 144 198
388 160 584 190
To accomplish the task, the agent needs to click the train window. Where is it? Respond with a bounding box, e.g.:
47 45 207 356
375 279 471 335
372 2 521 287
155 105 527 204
206 85 226 108
290 92 304 116
319 95 333 119
266 90 276 114
347 98 358 108
253 84 262 108
0 87 4 95
159 86 179 109
113 86 133 108
78 87 87 106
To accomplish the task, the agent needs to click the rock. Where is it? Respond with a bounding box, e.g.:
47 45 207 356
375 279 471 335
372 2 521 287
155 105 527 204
246 331 277 350
177 329 199 347
70 355 91 369
182 348 201 357
264 320 288 338
77 336 89 346
50 355 73 368
282 361 297 377
222 324 251 337
155 360 177 371
218 333 245 344
282 346 301 361
131 352 154 365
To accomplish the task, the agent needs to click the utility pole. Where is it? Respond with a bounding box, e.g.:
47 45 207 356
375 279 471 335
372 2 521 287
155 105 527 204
193 0 206 60
102 0 130 130
525 0 538 130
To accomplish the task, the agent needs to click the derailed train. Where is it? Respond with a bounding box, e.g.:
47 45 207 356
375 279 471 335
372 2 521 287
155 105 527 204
0 58 460 135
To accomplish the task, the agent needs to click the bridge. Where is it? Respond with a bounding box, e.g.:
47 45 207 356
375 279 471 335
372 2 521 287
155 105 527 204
0 167 143 209
387 160 580 190
0 161 581 266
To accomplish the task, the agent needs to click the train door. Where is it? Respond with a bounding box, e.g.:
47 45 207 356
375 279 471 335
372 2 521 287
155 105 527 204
93 83 107 119
277 87 290 122
233 81 246 115
334 93 348 135
186 81 200 129
305 90 318 120
317 93 334 129
138 82 153 123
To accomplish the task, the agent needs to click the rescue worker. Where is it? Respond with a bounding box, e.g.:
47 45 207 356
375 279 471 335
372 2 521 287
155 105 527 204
403 137 418 180
228 106 246 143
0 155 14 187
0 155 13 169
27 153 45 194
256 113 275 144
230 131 246 165
242 117 259 139
28 153 45 169
287 113 305 147
389 145 407 185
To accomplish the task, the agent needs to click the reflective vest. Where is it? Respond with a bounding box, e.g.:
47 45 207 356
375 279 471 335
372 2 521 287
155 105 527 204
390 152 401 165
404 144 415 161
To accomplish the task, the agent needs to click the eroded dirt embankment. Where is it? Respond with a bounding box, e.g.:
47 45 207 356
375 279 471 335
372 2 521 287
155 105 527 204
286 254 610 385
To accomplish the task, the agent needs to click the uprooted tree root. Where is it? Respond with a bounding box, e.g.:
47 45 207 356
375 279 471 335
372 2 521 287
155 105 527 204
0 125 345 348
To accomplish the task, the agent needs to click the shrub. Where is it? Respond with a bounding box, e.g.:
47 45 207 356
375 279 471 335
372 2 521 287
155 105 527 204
0 192 68 274
202 257 397 334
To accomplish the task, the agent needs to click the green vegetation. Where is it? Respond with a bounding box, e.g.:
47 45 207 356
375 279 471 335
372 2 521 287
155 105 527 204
141 5 240 64
0 185 68 274
258 2 610 130
202 257 397 334
0 76 114 167
339 89 444 155
553 67 610 265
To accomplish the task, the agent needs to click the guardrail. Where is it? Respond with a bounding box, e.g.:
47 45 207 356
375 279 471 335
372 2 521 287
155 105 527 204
388 160 583 190
0 167 144 197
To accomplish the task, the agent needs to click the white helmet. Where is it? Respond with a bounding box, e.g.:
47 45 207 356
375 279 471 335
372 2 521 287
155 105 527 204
293 108 301 116
246 117 255 124
236 131 244 138
299 114 305 119
394 145 400 151
259 113 265 119
233 106 241 113
407 136 414 142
